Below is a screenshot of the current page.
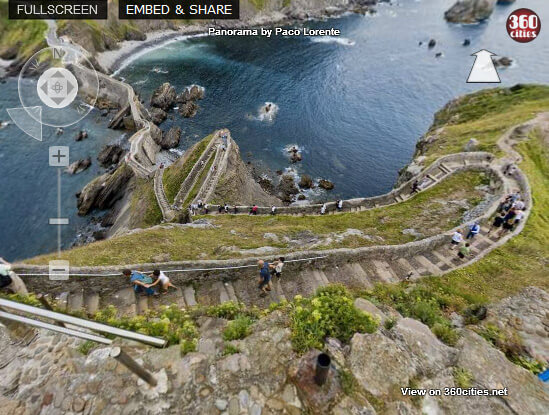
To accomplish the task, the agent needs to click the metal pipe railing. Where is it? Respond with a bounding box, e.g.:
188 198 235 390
0 310 112 345
0 299 166 347
110 347 157 386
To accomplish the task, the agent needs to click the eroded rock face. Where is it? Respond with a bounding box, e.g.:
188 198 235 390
151 82 177 110
97 144 124 167
160 127 182 150
277 175 299 203
179 101 198 118
445 0 497 24
149 107 167 125
77 164 134 215
65 157 91 175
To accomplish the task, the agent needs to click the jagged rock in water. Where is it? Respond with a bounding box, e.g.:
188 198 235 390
159 127 181 150
179 101 199 118
97 144 124 167
318 179 334 190
65 157 91 175
177 85 205 103
444 0 497 24
151 82 177 110
75 130 88 141
77 164 134 216
428 39 436 48
494 56 513 67
299 174 313 189
463 38 471 46
149 107 167 125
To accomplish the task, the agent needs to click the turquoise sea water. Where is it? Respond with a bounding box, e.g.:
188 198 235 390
1 0 548 260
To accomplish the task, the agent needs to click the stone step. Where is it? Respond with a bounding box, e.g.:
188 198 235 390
312 269 330 286
395 258 419 279
431 250 454 269
136 295 149 314
84 291 100 315
345 263 374 289
108 288 137 317
224 282 239 303
183 286 197 307
413 255 442 276
274 278 287 302
371 260 398 283
217 282 231 304
56 292 69 311
68 290 84 312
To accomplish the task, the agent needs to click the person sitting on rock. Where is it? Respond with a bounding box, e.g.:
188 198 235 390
123 269 155 296
146 270 176 294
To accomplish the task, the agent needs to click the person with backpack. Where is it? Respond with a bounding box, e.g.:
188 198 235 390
257 260 272 297
123 269 156 296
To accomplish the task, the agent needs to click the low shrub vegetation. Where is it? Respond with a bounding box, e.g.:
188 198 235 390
290 285 378 353
222 315 254 341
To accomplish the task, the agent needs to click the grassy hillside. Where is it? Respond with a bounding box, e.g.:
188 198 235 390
0 1 47 63
27 169 489 265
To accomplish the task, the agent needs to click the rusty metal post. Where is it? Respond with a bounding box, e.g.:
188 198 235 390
314 353 331 386
37 294 65 327
110 347 157 386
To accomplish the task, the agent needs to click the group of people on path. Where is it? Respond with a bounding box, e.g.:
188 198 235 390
449 191 526 260
487 192 526 236
257 257 285 297
123 269 176 296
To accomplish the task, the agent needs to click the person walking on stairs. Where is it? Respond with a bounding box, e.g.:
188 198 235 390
147 270 177 294
124 269 156 296
466 222 480 240
450 230 463 250
488 212 506 235
457 243 471 260
257 260 272 297
271 257 285 279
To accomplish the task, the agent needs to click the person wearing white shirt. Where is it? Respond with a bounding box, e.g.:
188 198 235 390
450 230 463 250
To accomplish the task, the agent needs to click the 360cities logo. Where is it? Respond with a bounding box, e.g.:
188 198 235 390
507 8 541 43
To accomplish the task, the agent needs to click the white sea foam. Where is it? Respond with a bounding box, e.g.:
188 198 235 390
253 102 279 123
133 78 149 85
113 33 209 75
310 36 355 46
151 67 169 74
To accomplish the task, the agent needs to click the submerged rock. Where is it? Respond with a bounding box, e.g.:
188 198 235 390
65 157 91 175
299 174 313 189
494 56 513 67
318 179 334 190
428 39 436 48
151 82 177 110
75 130 88 141
445 0 496 24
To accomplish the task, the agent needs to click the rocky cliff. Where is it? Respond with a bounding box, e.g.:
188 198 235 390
0 287 547 414
444 0 497 24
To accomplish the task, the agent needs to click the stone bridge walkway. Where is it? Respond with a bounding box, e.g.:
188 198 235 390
15 120 536 317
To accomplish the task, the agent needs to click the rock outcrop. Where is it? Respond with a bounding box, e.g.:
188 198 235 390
445 0 497 23
276 175 299 203
149 107 167 125
150 82 177 110
76 164 134 215
65 157 91 175
97 144 124 167
158 126 181 150
318 179 335 190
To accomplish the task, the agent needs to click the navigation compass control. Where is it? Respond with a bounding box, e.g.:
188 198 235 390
37 67 79 109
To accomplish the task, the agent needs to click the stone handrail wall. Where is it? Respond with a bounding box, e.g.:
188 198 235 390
172 132 222 208
16 152 526 298
206 152 496 215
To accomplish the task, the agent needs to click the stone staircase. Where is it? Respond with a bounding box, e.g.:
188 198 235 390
41 225 507 317
153 168 175 221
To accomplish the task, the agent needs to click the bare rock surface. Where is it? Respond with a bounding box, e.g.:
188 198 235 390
445 0 497 23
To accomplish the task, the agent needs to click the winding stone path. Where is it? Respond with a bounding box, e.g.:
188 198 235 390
14 118 537 316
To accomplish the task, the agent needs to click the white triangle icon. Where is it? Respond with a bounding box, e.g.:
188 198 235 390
467 50 501 83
